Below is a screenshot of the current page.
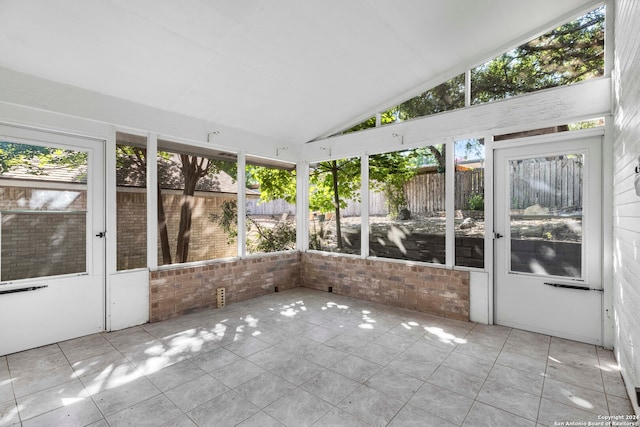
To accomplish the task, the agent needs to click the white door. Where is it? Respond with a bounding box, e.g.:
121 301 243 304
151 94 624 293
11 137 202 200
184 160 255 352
494 136 602 345
0 126 105 355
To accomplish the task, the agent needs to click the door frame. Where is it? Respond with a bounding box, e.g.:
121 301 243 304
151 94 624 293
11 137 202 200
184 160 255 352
0 124 106 355
491 128 606 344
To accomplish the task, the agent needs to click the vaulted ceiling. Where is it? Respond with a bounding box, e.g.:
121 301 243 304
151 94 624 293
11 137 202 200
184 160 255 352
0 0 600 144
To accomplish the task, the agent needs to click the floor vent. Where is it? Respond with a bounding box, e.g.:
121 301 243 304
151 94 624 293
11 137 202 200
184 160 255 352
216 287 225 308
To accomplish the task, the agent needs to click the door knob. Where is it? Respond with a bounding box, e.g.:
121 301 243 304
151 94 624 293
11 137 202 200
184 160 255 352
95 232 106 238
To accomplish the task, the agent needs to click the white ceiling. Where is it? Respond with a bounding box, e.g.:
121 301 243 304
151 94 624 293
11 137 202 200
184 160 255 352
0 0 598 144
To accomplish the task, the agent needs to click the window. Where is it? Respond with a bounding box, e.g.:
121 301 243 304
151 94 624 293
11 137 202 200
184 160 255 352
332 7 604 137
342 117 377 135
115 132 147 271
157 142 238 265
245 162 296 254
455 139 485 268
472 7 604 104
382 74 465 125
368 145 446 264
309 157 361 255
509 153 584 278
0 140 87 281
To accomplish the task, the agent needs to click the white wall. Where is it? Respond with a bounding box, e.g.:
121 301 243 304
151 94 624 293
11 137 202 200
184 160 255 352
612 0 640 414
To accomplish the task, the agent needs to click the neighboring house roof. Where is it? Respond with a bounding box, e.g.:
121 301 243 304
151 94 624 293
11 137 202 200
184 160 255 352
1 155 258 196
0 163 88 184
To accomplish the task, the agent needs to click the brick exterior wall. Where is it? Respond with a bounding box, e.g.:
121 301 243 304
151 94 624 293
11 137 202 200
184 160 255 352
301 252 470 321
149 252 301 322
157 192 238 265
116 189 238 270
0 186 87 281
117 190 147 270
1 212 86 280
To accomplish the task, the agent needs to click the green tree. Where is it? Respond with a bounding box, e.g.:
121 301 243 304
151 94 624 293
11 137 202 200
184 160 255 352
211 199 296 253
0 142 87 178
354 7 604 167
472 7 603 142
471 7 604 103
369 150 423 217
247 151 427 252
248 166 297 204
309 158 361 250
116 145 230 264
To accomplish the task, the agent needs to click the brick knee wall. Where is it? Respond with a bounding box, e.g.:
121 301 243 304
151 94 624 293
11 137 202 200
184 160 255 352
301 252 470 321
149 252 301 322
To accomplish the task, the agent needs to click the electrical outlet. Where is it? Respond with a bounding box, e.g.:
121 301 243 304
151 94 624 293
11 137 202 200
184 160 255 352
274 286 279 293
328 286 333 293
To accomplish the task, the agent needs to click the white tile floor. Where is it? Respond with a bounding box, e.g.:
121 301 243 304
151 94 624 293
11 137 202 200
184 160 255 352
0 288 637 426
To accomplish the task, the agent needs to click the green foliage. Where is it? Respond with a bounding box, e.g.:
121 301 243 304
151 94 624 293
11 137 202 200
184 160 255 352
210 200 239 244
369 150 422 217
342 117 377 134
248 215 296 253
248 166 297 204
393 74 466 121
211 199 296 252
309 218 327 251
471 7 604 103
309 158 361 213
568 118 604 130
0 142 87 179
212 159 237 182
339 8 604 138
467 193 485 211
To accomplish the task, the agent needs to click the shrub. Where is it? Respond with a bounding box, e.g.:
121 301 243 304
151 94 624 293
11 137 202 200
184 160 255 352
467 193 484 211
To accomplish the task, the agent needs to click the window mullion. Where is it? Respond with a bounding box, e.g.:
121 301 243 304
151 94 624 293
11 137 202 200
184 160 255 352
361 154 369 259
445 140 455 268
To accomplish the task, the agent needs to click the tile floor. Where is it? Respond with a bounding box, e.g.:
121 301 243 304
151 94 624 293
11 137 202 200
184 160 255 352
0 288 637 427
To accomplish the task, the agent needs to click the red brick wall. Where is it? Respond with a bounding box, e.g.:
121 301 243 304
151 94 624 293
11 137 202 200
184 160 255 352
116 191 147 270
157 192 238 265
1 212 86 280
301 252 470 321
149 252 301 322
0 186 87 281
115 190 239 270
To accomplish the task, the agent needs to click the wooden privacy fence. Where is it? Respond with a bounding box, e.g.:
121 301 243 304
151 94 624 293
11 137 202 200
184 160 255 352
248 157 580 217
510 156 582 210
343 169 485 216
246 198 296 215
404 169 484 214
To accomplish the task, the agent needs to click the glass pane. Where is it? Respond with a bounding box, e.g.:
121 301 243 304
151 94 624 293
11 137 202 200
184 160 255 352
0 141 87 281
509 154 583 277
472 7 604 104
116 133 147 271
309 157 361 255
341 117 376 135
392 74 466 123
455 139 485 268
369 146 445 264
245 164 296 254
157 146 238 265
